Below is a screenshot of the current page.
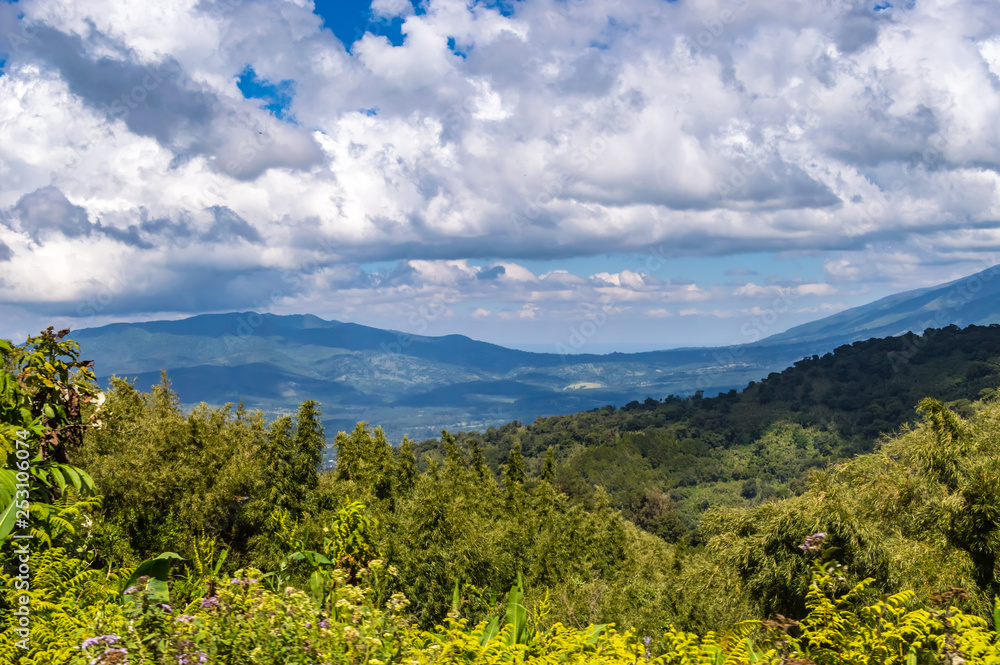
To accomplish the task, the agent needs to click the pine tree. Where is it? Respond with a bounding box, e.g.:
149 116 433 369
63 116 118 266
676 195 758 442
336 421 372 482
264 415 295 511
470 438 490 482
503 438 526 507
370 426 395 500
541 447 555 482
441 430 466 479
396 435 417 495
291 400 325 494
504 438 526 486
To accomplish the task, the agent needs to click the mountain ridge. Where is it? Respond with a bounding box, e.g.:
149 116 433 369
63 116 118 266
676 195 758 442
68 264 1000 440
761 262 1000 346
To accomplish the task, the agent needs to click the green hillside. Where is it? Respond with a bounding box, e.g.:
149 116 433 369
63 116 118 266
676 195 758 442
427 324 1000 536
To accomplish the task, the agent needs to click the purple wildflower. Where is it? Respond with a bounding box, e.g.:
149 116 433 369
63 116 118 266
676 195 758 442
123 586 140 595
642 635 652 661
174 615 197 623
91 646 129 664
799 532 827 555
82 634 121 649
177 651 208 664
155 603 172 612
318 620 330 629
200 596 219 610
305 622 312 628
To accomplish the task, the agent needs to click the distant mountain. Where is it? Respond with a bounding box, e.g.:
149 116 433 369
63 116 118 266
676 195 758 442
72 312 799 441
70 264 1000 442
760 263 1000 348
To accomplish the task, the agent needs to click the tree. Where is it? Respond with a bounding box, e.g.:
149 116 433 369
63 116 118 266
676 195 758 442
541 447 555 483
470 438 490 482
503 438 526 487
396 436 417 495
441 430 466 478
291 400 325 495
264 415 296 512
503 438 526 507
2 328 102 464
0 329 101 543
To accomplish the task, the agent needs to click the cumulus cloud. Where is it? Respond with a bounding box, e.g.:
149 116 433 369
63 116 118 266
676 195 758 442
11 186 92 242
2 0 1000 345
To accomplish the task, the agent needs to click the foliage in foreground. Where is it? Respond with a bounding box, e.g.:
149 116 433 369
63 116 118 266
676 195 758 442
6 328 1000 662
4 534 1000 664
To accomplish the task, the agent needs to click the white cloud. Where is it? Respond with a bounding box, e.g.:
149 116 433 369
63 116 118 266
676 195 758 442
2 0 1000 342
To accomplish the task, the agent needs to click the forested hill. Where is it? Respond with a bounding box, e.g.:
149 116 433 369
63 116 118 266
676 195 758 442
428 324 1000 538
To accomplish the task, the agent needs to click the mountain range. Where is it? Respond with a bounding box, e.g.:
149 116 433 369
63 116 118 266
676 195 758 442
70 263 1000 441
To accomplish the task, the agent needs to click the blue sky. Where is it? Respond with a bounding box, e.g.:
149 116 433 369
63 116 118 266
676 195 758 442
314 0 415 49
0 0 999 351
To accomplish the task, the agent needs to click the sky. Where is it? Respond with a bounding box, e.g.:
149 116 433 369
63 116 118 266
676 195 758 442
1 0 1000 353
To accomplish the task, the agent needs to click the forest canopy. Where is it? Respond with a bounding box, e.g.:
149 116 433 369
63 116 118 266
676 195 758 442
3 325 1000 663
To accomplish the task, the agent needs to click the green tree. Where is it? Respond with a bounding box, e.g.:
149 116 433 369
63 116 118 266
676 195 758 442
291 400 325 495
396 436 417 495
503 438 526 508
541 447 555 482
0 329 101 543
469 438 490 482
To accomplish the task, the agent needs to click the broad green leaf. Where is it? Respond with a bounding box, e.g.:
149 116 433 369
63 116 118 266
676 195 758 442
49 466 66 493
213 548 229 577
77 468 96 494
505 572 528 647
0 469 16 498
309 570 326 607
122 552 184 604
0 491 19 542
585 624 608 645
59 465 82 493
451 579 461 616
479 616 500 646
